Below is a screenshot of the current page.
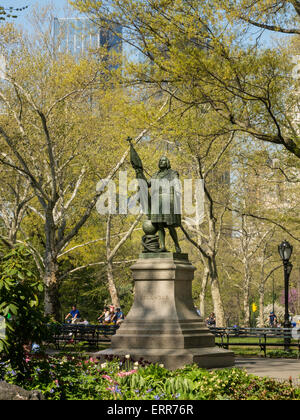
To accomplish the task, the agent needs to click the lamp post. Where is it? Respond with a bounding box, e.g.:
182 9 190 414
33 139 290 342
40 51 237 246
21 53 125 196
278 240 293 350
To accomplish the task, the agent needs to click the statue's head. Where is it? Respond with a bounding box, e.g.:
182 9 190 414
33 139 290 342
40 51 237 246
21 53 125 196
158 156 171 170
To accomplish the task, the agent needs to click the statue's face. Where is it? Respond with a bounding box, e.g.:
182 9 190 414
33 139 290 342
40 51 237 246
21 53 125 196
159 156 168 169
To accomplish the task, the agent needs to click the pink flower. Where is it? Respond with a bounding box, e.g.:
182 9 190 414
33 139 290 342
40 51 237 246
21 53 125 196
102 375 113 382
117 370 136 378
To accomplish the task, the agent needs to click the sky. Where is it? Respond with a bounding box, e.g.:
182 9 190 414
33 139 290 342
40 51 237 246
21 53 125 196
5 0 290 47
3 0 143 62
5 0 76 27
7 0 69 15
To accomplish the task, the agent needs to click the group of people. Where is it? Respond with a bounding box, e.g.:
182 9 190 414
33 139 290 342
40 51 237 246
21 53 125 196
64 306 293 329
205 312 280 328
64 304 124 326
98 305 124 326
204 311 284 328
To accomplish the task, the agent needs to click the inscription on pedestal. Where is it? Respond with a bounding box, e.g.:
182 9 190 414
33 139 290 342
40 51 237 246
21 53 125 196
139 296 169 302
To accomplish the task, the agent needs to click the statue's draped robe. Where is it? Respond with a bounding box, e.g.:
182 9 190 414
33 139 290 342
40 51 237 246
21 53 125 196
150 169 181 227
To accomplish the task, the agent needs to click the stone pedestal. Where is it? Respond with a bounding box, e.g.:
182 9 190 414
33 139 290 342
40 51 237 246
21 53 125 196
96 253 234 370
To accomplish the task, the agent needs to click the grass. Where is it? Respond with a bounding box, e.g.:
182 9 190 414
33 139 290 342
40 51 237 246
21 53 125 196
214 336 299 358
215 336 298 344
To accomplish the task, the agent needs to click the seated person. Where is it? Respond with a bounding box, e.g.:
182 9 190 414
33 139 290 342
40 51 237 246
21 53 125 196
98 306 111 325
112 307 124 326
269 312 277 327
206 312 216 327
109 305 115 322
65 305 80 323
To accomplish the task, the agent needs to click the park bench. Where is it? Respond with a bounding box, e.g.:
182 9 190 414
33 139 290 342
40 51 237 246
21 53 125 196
209 327 300 358
47 324 119 350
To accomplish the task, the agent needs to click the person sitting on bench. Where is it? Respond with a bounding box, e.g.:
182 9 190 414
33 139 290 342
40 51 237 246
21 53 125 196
65 305 81 324
112 307 124 326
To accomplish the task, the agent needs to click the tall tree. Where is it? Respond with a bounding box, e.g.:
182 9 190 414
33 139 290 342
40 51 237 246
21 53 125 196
72 0 300 159
0 167 32 248
0 22 167 320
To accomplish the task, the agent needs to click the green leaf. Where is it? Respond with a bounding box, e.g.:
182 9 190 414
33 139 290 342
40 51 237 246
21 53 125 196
8 304 18 315
37 284 44 292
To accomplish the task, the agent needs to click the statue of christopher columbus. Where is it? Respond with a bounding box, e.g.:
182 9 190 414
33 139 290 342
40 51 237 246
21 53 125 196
127 138 182 254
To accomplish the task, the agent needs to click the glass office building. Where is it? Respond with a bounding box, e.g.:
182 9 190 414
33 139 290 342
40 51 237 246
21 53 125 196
53 17 122 57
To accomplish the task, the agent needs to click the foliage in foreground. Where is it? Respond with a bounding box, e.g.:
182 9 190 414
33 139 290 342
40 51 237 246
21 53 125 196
1 354 299 400
0 246 49 375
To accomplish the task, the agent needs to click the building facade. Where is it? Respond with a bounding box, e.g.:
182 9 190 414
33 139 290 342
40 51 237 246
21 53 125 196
53 17 122 58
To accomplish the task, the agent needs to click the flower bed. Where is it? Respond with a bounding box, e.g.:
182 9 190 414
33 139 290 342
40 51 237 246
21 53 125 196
1 354 299 400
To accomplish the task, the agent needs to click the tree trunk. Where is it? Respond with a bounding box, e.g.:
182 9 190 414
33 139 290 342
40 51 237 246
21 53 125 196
242 260 251 327
107 259 120 307
44 257 61 321
208 258 225 327
258 284 265 327
43 209 61 321
242 291 250 327
199 265 209 318
210 278 225 327
258 262 266 328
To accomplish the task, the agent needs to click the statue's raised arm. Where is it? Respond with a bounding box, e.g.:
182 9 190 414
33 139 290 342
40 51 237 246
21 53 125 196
127 137 149 186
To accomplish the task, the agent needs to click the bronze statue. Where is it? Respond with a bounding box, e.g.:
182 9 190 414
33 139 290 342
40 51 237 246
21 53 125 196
127 138 182 253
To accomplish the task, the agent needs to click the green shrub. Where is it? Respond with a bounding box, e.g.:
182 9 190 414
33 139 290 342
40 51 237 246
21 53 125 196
2 355 299 400
267 350 298 359
0 245 49 377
